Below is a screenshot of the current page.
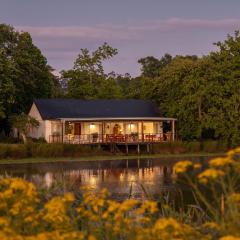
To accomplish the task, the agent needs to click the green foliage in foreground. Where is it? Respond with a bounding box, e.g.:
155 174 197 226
0 149 240 239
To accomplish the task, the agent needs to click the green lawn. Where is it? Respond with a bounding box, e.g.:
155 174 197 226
0 152 225 164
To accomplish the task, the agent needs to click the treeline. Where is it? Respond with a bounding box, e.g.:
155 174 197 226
62 31 240 146
1 23 240 145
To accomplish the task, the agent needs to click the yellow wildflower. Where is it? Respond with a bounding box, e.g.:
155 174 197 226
227 193 240 204
220 236 240 240
43 196 73 230
135 200 158 215
174 160 193 173
88 236 97 240
119 199 139 212
64 193 75 202
203 221 221 231
193 163 201 169
154 218 182 231
152 217 197 239
227 147 240 157
209 157 233 167
198 169 225 184
0 217 10 229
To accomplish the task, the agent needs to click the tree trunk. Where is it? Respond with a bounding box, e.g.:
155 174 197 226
20 133 27 143
198 97 202 120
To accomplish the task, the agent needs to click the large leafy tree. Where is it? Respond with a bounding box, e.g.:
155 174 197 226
138 53 172 78
63 43 119 99
0 24 56 136
145 32 240 146
205 31 240 145
154 56 199 139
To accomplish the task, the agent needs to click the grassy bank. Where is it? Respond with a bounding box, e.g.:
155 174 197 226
0 141 228 164
0 152 225 164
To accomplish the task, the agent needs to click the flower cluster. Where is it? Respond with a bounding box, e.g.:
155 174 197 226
0 148 240 239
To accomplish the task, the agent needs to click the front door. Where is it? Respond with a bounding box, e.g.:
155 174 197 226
74 123 81 135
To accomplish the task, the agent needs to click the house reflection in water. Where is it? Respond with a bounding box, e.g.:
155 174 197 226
34 159 177 200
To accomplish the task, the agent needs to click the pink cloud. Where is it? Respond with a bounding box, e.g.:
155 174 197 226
130 18 240 31
16 25 137 40
13 18 240 74
15 18 240 52
16 18 240 40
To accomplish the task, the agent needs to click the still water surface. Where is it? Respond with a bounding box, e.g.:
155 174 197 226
0 157 209 200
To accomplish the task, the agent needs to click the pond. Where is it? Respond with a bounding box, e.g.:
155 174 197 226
0 157 210 201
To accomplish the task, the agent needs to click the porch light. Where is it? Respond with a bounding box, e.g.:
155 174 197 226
90 123 95 130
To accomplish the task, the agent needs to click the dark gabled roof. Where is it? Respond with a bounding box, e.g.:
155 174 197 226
33 99 162 120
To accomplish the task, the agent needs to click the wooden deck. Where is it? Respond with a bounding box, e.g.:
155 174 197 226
49 133 175 144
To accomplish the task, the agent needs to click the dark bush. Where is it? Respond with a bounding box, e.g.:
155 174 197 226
28 137 47 143
217 141 229 152
185 141 201 153
30 143 108 158
0 136 22 144
0 144 28 159
31 143 64 158
152 141 187 154
170 141 188 154
201 140 219 153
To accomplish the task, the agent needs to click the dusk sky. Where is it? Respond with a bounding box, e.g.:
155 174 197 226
1 0 240 76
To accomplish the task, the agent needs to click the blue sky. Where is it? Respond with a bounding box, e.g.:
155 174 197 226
1 0 240 76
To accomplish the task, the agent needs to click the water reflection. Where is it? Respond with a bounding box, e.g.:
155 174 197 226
0 157 207 200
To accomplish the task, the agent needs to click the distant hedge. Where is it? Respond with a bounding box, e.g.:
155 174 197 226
0 143 109 159
152 140 229 154
0 141 229 160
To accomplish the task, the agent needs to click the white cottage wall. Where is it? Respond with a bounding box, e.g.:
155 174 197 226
28 103 45 140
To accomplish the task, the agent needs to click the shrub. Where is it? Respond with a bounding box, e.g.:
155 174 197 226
202 140 219 153
170 141 188 154
0 136 22 144
0 144 9 158
28 137 47 143
31 143 64 158
185 141 201 153
152 141 187 154
152 142 172 154
0 144 28 159
30 143 108 158
62 144 94 157
217 141 229 152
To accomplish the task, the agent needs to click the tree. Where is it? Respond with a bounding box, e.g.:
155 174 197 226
153 56 199 139
138 54 172 78
205 31 240 145
11 113 39 143
0 24 56 137
63 43 118 99
72 42 117 82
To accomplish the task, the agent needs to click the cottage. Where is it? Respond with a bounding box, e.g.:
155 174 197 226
28 99 176 144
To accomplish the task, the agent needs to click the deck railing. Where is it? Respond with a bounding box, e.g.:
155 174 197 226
49 133 176 144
